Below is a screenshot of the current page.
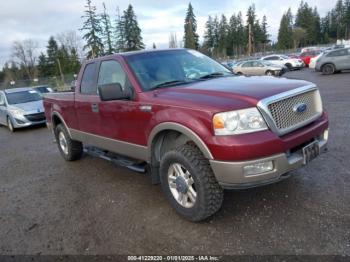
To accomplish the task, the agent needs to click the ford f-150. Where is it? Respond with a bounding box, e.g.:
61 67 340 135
44 49 329 221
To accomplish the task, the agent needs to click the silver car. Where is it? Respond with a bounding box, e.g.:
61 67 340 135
316 47 350 74
0 87 46 132
232 60 286 76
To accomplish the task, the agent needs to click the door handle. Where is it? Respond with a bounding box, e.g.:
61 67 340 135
91 103 99 113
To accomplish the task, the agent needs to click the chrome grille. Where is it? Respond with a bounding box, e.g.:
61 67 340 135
258 86 323 136
268 90 318 130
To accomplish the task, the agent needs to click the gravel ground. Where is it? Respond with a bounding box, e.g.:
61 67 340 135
0 69 349 256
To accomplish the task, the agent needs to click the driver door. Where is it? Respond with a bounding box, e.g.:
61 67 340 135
0 92 7 125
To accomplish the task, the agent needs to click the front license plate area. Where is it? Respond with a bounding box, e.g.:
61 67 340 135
302 141 320 165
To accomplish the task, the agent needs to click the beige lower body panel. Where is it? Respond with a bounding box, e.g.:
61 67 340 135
69 129 149 161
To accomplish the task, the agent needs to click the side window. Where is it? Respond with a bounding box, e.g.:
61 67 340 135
0 93 4 105
242 62 252 67
81 63 97 94
98 60 127 89
265 56 278 61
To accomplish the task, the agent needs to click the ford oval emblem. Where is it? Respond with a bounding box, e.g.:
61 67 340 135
293 103 307 113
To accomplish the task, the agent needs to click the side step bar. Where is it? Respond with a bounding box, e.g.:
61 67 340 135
84 146 147 173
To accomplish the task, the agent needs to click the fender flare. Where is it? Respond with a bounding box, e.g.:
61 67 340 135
147 122 213 160
51 111 72 137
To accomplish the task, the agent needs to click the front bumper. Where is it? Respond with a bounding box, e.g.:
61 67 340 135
210 129 328 189
10 113 46 128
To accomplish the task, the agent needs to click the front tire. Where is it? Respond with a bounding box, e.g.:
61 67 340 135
7 117 15 132
322 64 335 75
55 124 83 161
159 144 223 222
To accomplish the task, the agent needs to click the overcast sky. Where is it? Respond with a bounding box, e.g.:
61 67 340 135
0 0 334 66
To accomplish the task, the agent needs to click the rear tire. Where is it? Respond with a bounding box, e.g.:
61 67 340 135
322 64 335 75
55 124 83 161
159 144 223 222
285 63 292 71
7 117 15 132
265 70 273 76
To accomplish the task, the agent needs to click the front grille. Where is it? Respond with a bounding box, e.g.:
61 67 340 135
268 90 319 130
24 112 46 122
258 87 323 136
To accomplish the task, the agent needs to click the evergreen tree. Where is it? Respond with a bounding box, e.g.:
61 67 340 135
100 3 114 55
203 16 215 51
117 4 144 51
80 0 104 58
261 15 270 50
37 53 49 77
277 9 294 50
218 15 228 56
46 36 59 76
184 3 199 49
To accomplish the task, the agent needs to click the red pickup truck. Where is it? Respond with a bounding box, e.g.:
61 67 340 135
44 49 329 221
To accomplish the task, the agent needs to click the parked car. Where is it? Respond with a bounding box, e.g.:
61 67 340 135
316 47 350 75
260 54 304 70
44 49 328 221
309 52 324 69
232 60 286 76
299 50 322 67
0 87 46 132
33 85 54 95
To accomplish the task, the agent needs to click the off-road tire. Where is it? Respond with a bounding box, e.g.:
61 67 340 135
55 124 83 161
160 143 224 222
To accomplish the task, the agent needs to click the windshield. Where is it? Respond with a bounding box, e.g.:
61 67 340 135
281 55 290 59
6 90 42 105
125 49 232 91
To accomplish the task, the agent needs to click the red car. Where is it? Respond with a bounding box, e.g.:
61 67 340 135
44 49 329 221
299 50 322 67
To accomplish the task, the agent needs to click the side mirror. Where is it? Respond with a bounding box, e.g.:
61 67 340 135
98 83 130 101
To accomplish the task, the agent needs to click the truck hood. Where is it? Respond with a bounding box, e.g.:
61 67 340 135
151 76 313 112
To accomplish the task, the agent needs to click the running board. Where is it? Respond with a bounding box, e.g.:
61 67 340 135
84 146 147 173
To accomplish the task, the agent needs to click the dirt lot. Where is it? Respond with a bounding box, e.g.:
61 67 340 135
0 69 349 256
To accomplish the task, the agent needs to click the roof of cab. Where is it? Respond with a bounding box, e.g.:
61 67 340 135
4 87 34 94
84 48 188 63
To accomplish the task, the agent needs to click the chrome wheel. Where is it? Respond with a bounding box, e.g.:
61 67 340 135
266 71 273 76
58 131 68 155
168 163 197 208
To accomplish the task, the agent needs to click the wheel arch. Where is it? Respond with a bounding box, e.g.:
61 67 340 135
147 122 213 162
321 62 337 71
51 111 71 137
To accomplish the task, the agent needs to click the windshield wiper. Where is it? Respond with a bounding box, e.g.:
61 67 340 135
197 72 231 80
150 80 189 90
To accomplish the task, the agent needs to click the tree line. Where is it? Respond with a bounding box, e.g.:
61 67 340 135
277 0 350 50
1 0 350 87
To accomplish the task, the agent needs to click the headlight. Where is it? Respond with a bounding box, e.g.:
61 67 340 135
213 107 268 135
9 108 24 116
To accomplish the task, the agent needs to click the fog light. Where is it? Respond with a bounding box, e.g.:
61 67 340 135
243 161 274 176
323 129 329 141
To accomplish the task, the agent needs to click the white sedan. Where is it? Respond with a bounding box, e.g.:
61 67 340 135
260 54 304 70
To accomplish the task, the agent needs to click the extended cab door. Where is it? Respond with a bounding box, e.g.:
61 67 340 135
75 62 101 135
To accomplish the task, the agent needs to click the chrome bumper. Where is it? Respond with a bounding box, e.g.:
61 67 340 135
210 130 328 189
